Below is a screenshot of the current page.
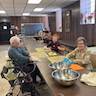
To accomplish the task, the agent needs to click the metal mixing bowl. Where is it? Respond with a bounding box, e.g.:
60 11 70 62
52 69 80 86
48 62 64 70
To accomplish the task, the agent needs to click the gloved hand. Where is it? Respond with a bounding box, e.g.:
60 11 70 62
63 57 69 63
62 58 75 66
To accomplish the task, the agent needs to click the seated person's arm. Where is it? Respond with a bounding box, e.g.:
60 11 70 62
9 48 30 64
44 46 51 51
72 51 91 65
80 51 91 65
66 49 77 59
66 49 83 64
21 47 30 56
73 59 82 64
58 45 71 52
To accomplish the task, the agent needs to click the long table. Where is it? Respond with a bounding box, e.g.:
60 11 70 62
24 37 96 96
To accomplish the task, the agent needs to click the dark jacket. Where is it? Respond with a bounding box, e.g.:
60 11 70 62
47 40 60 52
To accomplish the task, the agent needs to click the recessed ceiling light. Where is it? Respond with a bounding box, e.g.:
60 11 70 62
0 10 6 14
28 0 42 4
22 13 30 16
33 8 44 12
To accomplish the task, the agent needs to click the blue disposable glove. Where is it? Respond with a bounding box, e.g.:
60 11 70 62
63 57 69 63
62 58 75 66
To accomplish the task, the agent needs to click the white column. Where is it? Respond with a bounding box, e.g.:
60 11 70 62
56 8 62 32
44 15 50 31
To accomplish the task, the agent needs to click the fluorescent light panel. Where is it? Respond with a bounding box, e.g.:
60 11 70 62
28 0 42 4
0 10 6 14
33 8 44 12
22 13 30 16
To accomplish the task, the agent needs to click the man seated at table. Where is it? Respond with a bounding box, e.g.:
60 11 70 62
46 33 70 54
66 37 93 70
8 36 44 84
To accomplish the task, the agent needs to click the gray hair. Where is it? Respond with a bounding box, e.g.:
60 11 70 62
76 36 87 45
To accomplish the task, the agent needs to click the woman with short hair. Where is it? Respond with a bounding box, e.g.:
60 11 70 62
47 33 70 54
66 37 93 70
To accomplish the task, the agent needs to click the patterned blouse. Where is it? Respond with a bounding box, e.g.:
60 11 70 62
66 47 93 70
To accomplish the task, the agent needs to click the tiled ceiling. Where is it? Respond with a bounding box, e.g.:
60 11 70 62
0 0 78 16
